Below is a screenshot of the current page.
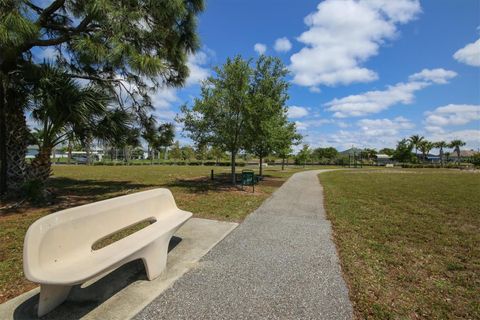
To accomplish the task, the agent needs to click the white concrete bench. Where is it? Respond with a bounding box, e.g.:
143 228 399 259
23 188 192 317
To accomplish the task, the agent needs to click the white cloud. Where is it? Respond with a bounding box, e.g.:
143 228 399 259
287 106 309 118
295 118 332 130
186 51 211 86
254 43 267 55
290 0 421 89
151 86 178 110
274 37 292 52
357 116 414 136
295 121 308 131
150 49 213 120
426 129 480 149
325 68 457 118
409 68 458 84
453 39 480 67
425 104 480 127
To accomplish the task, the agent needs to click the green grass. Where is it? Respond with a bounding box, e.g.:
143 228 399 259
0 164 331 303
320 169 480 319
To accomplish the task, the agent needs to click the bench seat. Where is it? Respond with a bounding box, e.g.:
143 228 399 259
23 189 191 316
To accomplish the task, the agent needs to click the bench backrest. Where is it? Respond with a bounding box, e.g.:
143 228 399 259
24 188 178 270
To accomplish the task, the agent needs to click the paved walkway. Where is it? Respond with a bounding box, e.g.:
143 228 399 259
135 170 353 320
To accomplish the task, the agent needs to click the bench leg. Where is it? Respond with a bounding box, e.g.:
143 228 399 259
37 284 71 317
142 235 170 280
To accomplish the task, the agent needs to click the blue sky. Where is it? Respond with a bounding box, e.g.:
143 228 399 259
35 0 480 151
166 0 480 151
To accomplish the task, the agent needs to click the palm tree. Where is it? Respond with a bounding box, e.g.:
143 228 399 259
141 115 158 164
408 135 424 163
449 139 466 164
29 65 109 183
433 141 448 167
418 140 433 163
157 123 175 160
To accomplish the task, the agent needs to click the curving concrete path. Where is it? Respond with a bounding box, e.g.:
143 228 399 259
135 170 353 320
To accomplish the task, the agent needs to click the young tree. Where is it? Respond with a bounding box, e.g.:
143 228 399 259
245 56 290 176
181 146 196 161
179 56 252 184
449 139 466 164
276 123 302 170
393 139 414 163
296 144 312 168
0 0 204 194
169 141 182 163
312 147 339 164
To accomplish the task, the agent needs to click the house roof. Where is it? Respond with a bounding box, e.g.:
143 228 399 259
376 154 391 159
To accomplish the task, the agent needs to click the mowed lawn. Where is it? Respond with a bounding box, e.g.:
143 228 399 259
0 164 326 303
320 169 480 319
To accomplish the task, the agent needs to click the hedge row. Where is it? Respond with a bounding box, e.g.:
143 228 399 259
400 163 476 169
88 160 247 167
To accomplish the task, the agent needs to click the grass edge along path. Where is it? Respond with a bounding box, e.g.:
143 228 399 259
320 169 480 319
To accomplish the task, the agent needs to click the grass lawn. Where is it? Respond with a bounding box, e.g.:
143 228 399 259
0 164 330 303
320 169 480 319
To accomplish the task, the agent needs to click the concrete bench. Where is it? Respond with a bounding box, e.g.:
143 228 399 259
23 188 192 317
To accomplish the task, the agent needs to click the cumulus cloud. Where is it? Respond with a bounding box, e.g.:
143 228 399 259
425 104 480 127
274 37 292 52
151 87 178 110
453 39 480 67
287 106 309 118
254 43 267 55
186 51 211 86
325 68 457 118
409 68 458 84
290 0 421 89
295 118 332 131
426 129 480 149
357 116 414 136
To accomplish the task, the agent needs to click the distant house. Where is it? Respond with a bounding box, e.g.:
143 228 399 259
339 147 363 156
375 154 392 166
448 150 479 162
26 145 39 159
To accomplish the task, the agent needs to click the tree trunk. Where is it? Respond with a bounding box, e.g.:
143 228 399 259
259 155 263 177
440 147 444 167
281 157 285 170
67 141 72 164
5 88 29 193
29 146 53 184
231 151 236 185
0 75 6 195
84 136 92 165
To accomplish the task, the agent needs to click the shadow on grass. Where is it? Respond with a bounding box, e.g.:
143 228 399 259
49 177 155 198
163 173 242 194
13 236 182 320
0 178 156 216
164 173 285 193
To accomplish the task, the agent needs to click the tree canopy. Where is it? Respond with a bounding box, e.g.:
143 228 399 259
0 0 205 194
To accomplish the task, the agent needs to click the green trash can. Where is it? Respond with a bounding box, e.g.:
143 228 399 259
241 169 255 192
